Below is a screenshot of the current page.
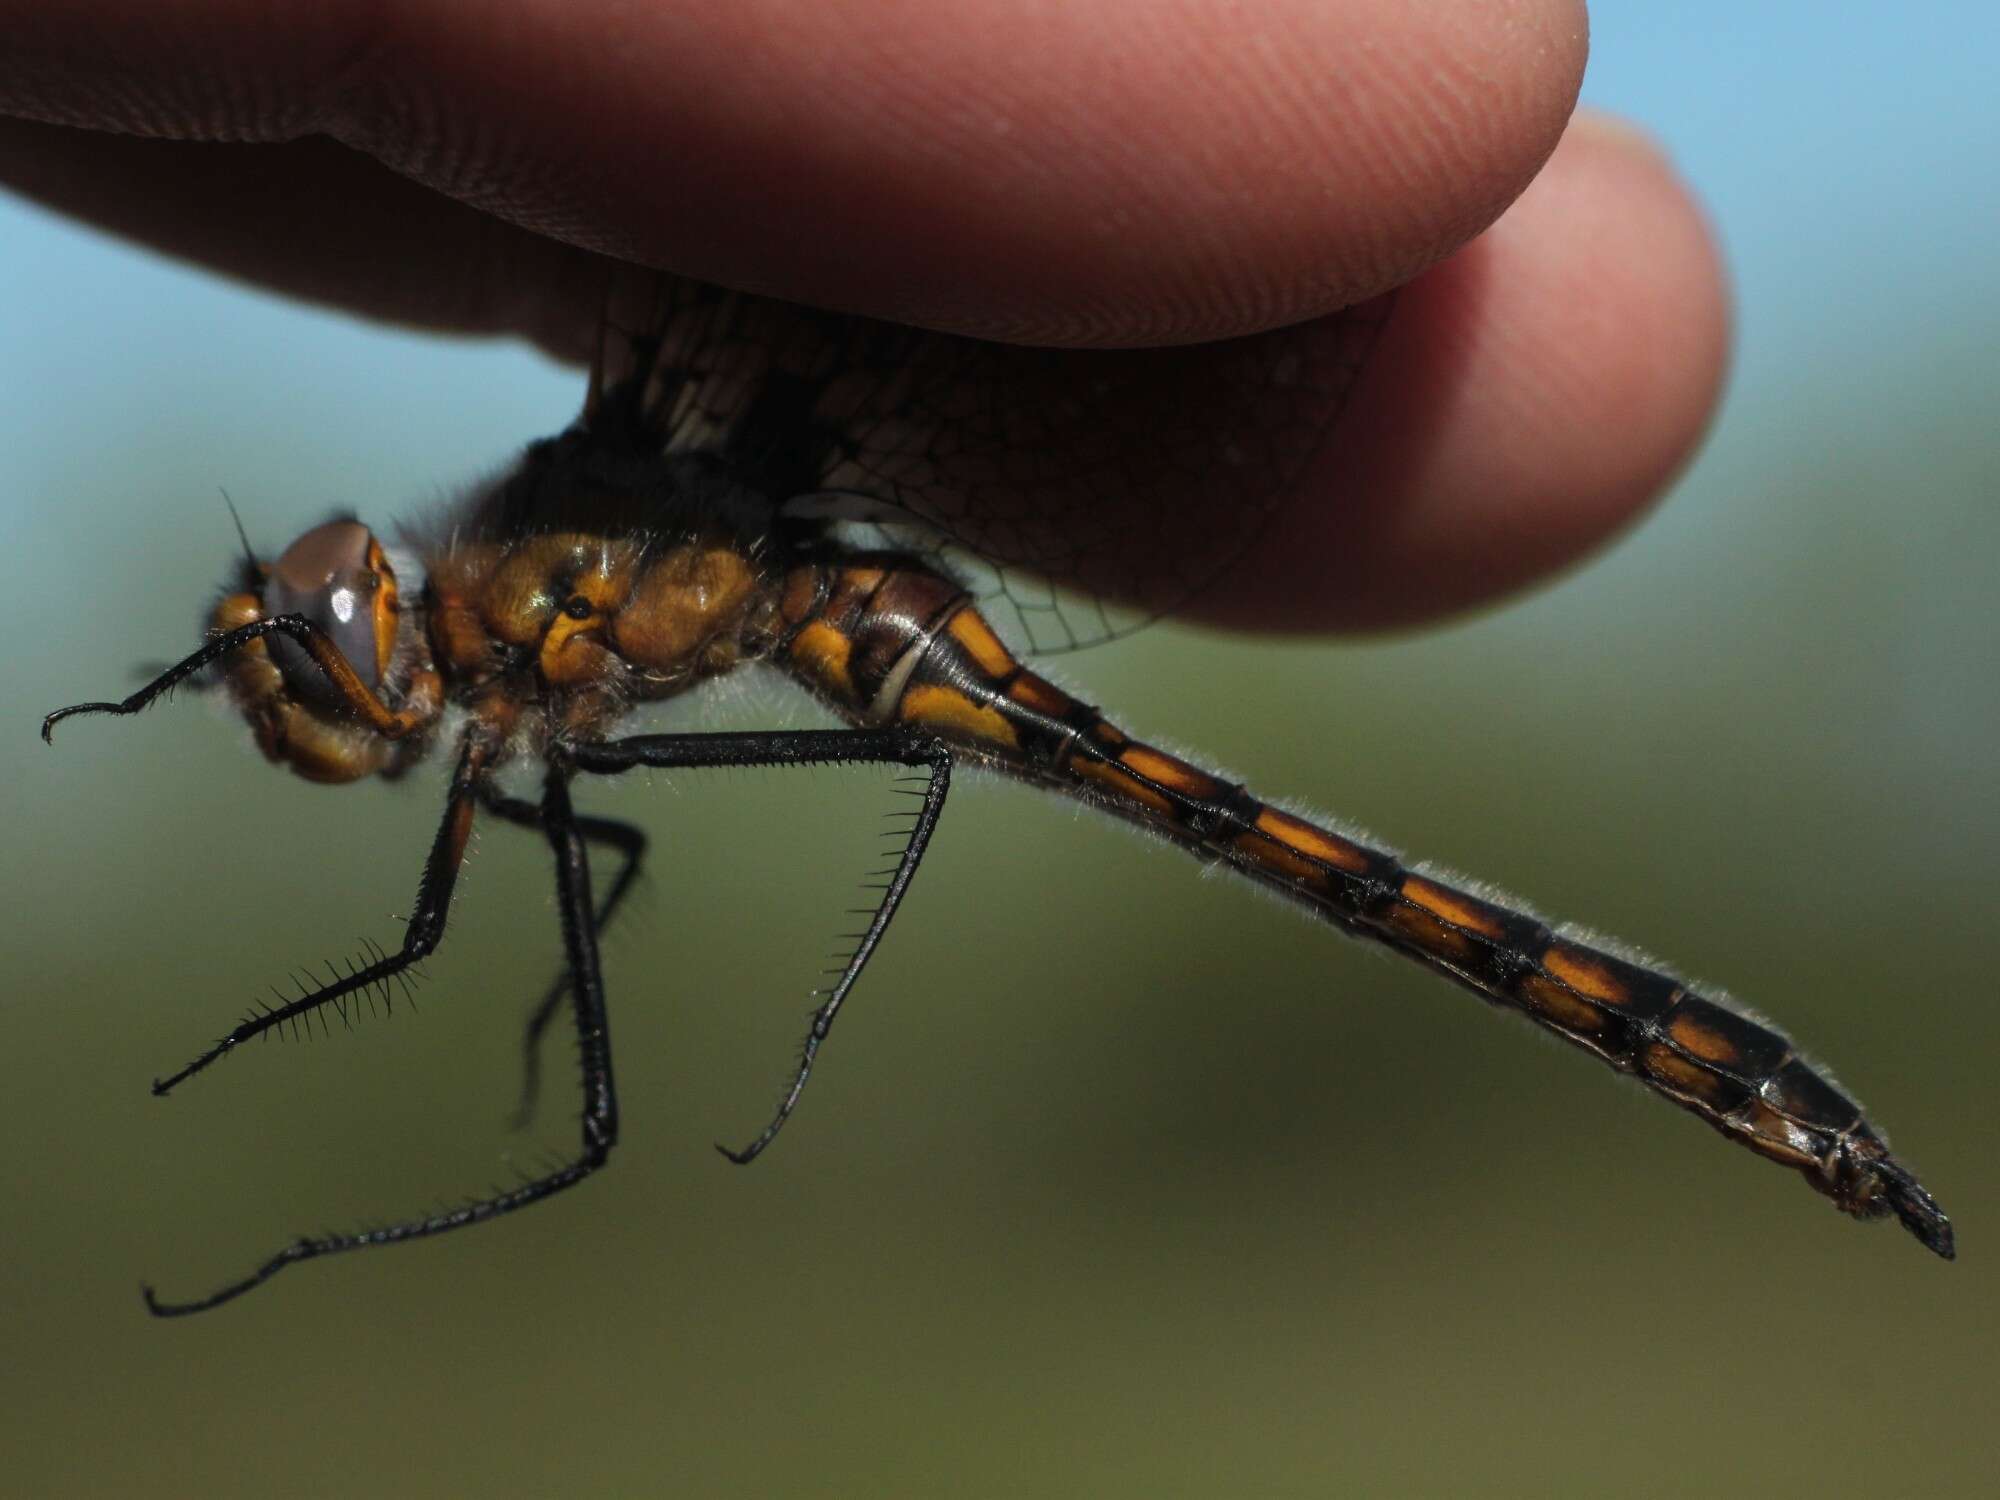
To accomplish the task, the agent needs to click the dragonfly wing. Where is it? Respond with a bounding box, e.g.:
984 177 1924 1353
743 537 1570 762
589 271 1396 653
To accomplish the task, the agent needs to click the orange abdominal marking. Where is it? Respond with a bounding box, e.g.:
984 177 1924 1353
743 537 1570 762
788 621 856 700
1253 808 1372 873
1399 877 1512 941
1070 758 1176 816
1515 974 1611 1035
1739 1105 1819 1168
945 609 1019 677
1232 831 1332 886
1668 1009 1746 1065
1115 745 1218 798
1382 901 1480 962
1542 945 1632 1004
1640 1044 1735 1106
899 684 1019 749
1006 674 1073 718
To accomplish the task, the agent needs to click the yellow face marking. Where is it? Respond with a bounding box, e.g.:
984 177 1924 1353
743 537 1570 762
225 638 282 705
365 534 402 682
1400 877 1510 941
946 609 1019 679
1253 808 1371 873
267 701 389 785
1072 757 1174 815
217 582 436 781
1542 944 1631 1004
901 683 1019 750
1667 1009 1741 1066
1008 673 1074 719
1118 745 1218 799
788 620 856 702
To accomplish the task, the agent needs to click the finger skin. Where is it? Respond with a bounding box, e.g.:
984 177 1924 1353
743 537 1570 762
0 120 1724 632
0 0 1587 342
1210 115 1732 632
0 122 613 362
1 6 1724 631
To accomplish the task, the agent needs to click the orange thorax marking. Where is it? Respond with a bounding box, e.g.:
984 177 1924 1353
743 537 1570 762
425 534 764 689
610 543 760 670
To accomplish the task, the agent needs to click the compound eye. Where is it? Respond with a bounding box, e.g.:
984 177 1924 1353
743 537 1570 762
263 519 399 693
562 594 594 620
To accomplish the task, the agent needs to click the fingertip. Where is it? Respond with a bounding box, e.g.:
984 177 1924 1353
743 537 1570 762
0 0 1594 346
1217 109 1730 632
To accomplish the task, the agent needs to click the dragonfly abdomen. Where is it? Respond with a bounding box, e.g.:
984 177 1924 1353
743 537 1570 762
779 555 1951 1256
1158 781 1950 1255
1135 772 1949 1253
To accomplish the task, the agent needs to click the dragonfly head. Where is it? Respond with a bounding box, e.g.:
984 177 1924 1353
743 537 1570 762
216 518 439 783
259 519 402 695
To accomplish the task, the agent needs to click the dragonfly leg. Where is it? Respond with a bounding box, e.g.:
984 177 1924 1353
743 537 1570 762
43 613 432 743
151 735 487 1097
481 788 648 1130
566 728 952 1165
144 763 620 1315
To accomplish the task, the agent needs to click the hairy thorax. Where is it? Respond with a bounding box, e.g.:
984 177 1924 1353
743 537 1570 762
421 529 785 746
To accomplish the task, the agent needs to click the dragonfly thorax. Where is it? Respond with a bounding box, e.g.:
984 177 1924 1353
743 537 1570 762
419 527 785 732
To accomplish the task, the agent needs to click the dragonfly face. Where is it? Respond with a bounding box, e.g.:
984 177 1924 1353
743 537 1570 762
210 519 434 783
259 520 400 693
42 272 1951 1315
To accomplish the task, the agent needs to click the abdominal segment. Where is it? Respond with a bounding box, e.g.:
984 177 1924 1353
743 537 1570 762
778 558 1950 1253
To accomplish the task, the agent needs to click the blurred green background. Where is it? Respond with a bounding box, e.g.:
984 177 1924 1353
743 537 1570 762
3 6 1995 1496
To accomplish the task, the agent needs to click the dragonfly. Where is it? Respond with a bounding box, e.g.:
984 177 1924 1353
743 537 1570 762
43 271 1952 1314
